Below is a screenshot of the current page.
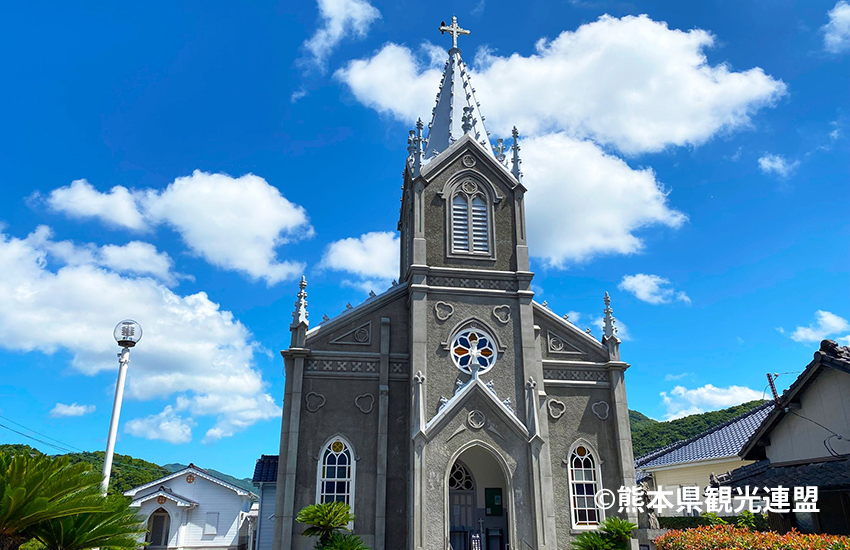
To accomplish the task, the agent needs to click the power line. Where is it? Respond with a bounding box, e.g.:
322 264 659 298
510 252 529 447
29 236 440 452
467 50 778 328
0 413 86 452
0 422 77 454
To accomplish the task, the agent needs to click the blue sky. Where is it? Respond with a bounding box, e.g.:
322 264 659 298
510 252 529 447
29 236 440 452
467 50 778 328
0 0 847 479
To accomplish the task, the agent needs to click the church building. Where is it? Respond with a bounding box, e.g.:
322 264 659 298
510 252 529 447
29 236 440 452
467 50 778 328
272 18 638 550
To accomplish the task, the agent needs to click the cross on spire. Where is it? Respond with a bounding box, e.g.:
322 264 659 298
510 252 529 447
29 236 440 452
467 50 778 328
439 16 470 50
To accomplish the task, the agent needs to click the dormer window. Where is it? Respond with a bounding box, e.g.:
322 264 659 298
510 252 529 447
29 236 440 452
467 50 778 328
449 179 493 257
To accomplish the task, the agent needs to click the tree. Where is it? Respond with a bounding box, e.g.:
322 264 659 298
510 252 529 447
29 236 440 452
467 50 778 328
0 454 104 550
31 496 146 550
296 502 356 548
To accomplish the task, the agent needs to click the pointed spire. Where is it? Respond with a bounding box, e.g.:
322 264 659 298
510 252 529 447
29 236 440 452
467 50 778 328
603 291 617 339
291 276 308 328
602 291 621 361
511 127 523 183
423 17 493 160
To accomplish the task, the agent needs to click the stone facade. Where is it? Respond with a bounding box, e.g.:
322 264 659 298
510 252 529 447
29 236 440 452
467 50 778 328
272 29 637 550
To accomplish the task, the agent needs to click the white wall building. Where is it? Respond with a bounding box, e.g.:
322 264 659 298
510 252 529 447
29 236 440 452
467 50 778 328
124 464 258 550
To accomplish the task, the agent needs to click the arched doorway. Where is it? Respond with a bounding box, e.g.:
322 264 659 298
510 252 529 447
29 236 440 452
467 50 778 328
447 447 509 550
146 507 171 548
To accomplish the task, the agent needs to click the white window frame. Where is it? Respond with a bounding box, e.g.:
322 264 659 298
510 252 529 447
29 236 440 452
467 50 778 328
315 435 356 516
204 512 219 536
567 440 605 530
442 175 497 261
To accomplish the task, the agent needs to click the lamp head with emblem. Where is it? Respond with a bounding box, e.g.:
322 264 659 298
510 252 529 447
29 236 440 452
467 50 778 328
113 319 142 348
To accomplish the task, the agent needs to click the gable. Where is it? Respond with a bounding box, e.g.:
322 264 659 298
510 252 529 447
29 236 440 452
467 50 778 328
532 302 609 364
124 465 255 499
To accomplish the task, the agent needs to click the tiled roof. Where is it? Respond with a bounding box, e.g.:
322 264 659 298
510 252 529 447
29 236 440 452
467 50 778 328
720 458 850 489
635 402 774 470
253 454 278 483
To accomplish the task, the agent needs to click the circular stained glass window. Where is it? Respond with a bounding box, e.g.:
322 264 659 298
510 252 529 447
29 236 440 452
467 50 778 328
451 328 497 375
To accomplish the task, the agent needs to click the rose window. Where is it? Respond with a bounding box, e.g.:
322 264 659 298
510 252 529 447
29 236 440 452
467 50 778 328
451 328 497 374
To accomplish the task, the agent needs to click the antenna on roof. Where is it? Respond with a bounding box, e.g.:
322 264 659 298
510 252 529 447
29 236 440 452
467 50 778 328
766 372 780 405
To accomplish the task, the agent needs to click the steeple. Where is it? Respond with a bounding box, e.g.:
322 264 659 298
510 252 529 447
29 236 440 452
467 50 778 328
289 276 309 348
423 16 493 160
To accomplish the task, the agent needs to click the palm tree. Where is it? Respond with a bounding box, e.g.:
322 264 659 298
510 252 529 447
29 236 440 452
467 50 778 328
295 501 356 547
0 454 104 550
31 496 146 550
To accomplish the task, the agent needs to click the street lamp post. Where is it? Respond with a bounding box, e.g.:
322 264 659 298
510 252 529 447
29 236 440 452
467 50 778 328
101 319 142 495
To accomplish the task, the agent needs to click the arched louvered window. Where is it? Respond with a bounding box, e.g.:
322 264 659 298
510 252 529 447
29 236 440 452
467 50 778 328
316 437 355 507
568 443 603 529
450 179 491 256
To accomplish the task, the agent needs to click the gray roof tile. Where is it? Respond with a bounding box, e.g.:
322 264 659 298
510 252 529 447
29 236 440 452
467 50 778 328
252 454 278 484
636 402 774 470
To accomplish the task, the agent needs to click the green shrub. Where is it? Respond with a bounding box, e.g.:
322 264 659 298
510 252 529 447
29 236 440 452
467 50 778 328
654 525 850 550
296 502 356 548
571 517 637 550
700 512 727 526
319 533 370 550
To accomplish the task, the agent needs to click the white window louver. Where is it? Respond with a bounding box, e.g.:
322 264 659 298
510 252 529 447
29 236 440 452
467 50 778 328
452 194 470 251
471 196 489 253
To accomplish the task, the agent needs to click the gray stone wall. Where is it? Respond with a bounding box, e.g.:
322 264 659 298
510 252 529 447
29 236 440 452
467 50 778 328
545 386 626 544
425 292 527 426
422 150 519 272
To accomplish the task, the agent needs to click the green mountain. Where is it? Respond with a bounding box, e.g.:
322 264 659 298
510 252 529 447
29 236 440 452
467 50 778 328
162 462 254 494
629 399 768 458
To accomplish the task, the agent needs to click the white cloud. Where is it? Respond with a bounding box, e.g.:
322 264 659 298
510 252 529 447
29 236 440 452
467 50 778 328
50 402 95 418
46 179 147 231
660 384 763 420
618 274 691 305
0 226 280 442
790 310 850 343
523 134 687 264
45 171 312 286
758 154 799 178
125 406 195 444
143 171 311 285
335 15 785 265
302 0 381 70
336 14 786 155
319 231 399 292
664 373 690 381
824 1 850 53
23 226 179 286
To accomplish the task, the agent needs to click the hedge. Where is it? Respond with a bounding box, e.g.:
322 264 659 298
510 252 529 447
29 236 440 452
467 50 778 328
654 525 850 550
658 513 769 531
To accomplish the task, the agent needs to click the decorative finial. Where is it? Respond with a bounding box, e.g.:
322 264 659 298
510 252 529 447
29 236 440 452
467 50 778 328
391 279 398 286
461 106 473 134
411 119 423 177
494 138 506 163
511 127 523 183
321 314 330 323
541 300 549 309
602 291 621 360
585 327 592 335
369 290 377 298
345 302 353 310
563 313 570 322
291 276 308 327
439 15 470 51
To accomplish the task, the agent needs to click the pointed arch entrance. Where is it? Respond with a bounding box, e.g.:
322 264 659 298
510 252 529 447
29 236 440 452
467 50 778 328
446 445 511 550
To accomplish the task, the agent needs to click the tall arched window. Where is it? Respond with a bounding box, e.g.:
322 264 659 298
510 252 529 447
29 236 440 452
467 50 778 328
316 437 355 506
146 508 170 548
450 179 491 256
568 443 603 528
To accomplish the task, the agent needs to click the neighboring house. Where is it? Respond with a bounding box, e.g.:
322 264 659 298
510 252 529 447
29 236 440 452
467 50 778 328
252 455 278 550
719 340 850 535
635 402 774 516
124 463 258 550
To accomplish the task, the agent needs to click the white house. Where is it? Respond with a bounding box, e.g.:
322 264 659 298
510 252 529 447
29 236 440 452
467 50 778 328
124 463 258 550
